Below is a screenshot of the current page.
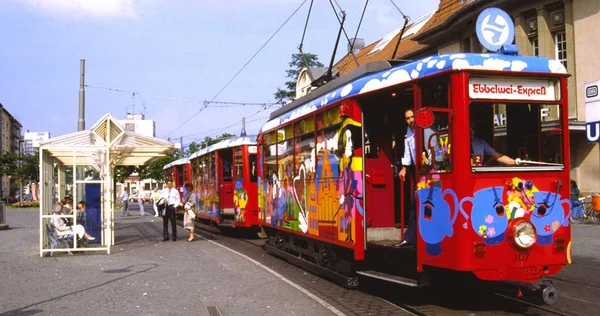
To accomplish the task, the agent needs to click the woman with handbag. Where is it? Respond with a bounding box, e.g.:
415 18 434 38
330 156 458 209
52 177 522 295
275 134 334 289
182 183 198 242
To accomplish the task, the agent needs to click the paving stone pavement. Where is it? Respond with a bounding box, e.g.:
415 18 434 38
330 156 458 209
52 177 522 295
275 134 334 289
0 208 337 316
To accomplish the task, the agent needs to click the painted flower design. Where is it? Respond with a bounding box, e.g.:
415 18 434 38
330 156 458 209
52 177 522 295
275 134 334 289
552 221 560 231
485 215 494 224
479 225 488 235
544 224 551 233
487 227 496 237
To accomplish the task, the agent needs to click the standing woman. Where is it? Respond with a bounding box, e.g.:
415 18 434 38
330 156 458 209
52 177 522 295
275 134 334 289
570 180 580 204
182 182 197 242
151 188 161 217
138 192 145 216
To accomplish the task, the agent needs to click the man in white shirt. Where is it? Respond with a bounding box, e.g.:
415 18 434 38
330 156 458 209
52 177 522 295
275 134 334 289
395 108 418 248
120 188 130 216
160 181 181 241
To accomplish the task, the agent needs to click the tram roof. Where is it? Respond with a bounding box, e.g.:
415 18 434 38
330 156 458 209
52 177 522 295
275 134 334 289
261 53 567 133
188 135 257 160
163 157 190 170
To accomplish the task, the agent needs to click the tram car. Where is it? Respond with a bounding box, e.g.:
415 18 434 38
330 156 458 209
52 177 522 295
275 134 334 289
257 51 570 304
188 135 260 229
163 157 191 213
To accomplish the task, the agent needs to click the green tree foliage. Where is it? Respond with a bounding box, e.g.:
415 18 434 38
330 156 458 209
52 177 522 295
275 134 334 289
274 52 324 105
113 165 137 184
199 133 237 149
185 141 201 156
0 151 18 178
16 153 39 182
136 155 176 183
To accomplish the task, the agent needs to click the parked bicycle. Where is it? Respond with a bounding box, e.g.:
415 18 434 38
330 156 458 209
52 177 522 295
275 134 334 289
571 195 599 224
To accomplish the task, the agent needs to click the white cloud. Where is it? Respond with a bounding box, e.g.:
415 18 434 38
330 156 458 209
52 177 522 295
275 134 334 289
19 0 138 19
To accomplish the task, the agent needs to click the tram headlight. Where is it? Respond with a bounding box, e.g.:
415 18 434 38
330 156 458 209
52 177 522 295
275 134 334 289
509 219 537 249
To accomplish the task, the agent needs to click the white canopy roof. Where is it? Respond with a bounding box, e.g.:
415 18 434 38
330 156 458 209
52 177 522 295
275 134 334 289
39 113 176 167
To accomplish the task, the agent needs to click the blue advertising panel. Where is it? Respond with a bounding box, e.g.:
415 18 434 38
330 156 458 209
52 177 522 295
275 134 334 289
85 183 102 242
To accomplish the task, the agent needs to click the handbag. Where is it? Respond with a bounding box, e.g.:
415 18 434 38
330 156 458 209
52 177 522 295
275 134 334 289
187 208 196 219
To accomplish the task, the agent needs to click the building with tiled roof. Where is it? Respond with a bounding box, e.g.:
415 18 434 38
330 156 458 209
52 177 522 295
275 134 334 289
309 0 597 192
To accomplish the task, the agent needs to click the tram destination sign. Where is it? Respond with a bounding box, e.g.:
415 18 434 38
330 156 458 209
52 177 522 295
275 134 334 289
469 77 559 101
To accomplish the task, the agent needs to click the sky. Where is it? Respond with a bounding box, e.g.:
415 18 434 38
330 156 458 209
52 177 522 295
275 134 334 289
0 0 439 149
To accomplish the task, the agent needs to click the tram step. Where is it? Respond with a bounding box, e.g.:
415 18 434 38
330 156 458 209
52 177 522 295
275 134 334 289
356 270 419 287
218 219 235 228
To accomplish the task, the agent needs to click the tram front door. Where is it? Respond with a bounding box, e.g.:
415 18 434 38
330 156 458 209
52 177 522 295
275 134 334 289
219 149 235 222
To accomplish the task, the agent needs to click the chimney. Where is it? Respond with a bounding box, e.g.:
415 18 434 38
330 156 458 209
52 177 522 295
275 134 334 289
348 38 365 54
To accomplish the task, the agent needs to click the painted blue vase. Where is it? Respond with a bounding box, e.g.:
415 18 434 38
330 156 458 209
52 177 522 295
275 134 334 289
416 186 459 256
530 192 570 245
460 186 507 246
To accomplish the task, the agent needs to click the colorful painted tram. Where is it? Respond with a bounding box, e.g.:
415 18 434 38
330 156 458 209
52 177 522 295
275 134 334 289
257 51 570 303
188 136 260 228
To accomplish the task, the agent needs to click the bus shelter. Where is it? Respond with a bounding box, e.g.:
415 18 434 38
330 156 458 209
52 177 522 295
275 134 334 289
38 113 177 257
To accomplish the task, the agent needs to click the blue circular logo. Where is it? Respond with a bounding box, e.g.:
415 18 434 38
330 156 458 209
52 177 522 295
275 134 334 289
476 8 515 52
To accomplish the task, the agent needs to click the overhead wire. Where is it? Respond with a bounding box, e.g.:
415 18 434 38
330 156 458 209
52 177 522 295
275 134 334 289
85 85 277 107
162 0 309 138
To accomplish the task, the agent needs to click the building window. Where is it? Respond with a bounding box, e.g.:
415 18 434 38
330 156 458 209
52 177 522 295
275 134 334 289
532 38 539 57
555 32 567 69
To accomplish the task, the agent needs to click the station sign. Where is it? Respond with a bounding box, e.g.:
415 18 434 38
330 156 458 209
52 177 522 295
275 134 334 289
469 77 559 101
585 80 600 142
476 8 515 52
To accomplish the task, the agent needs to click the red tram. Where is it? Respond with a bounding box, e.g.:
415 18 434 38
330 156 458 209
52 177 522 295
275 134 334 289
189 136 260 228
163 157 191 212
257 52 570 304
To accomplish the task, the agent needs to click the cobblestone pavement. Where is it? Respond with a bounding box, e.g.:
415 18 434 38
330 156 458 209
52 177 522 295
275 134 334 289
0 208 339 316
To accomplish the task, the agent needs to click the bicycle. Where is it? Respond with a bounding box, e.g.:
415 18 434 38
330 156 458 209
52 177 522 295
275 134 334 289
570 195 598 224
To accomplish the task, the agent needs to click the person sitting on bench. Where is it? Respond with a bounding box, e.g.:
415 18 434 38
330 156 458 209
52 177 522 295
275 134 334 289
50 205 95 241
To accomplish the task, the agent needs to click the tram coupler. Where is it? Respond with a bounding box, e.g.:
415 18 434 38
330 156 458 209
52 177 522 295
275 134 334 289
539 280 558 305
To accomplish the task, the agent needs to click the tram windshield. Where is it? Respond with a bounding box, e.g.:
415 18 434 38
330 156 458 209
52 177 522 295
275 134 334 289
469 102 563 171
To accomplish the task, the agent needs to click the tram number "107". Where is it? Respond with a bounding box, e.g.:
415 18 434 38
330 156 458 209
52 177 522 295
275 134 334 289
514 253 530 262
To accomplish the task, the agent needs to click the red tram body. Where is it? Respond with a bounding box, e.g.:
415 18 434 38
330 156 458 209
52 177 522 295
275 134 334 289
189 136 260 228
163 157 191 210
257 52 571 300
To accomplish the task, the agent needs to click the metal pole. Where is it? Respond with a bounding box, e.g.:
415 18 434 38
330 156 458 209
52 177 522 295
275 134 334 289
77 59 85 203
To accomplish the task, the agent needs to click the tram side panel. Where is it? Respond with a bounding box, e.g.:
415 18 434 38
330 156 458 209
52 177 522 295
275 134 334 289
258 114 366 259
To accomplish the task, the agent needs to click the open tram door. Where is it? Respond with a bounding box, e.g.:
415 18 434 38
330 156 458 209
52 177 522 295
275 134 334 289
218 149 235 225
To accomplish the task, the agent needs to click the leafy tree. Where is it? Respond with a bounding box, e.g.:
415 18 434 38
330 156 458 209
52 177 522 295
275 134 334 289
113 166 137 184
199 133 237 149
136 155 176 183
274 52 324 105
0 151 18 178
16 152 39 182
185 141 201 157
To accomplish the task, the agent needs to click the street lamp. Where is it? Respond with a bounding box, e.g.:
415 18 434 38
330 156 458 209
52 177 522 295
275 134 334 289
19 137 24 203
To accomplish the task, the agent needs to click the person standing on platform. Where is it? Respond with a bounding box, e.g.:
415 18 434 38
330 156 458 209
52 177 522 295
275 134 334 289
394 108 418 248
138 192 145 216
160 181 180 241
120 187 130 217
151 188 161 217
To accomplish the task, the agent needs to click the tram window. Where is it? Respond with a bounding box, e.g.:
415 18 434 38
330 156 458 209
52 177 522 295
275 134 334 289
470 102 564 170
420 111 452 173
315 128 340 182
249 154 258 182
263 144 278 185
420 77 449 108
295 117 315 136
234 148 243 180
222 150 233 182
294 133 314 173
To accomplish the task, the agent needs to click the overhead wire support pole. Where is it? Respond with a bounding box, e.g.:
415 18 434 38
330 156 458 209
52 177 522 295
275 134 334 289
298 0 315 79
389 0 411 60
349 0 369 58
329 0 359 67
327 9 346 81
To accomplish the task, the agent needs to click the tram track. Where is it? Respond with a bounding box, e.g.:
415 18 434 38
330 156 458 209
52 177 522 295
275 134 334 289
184 220 579 315
493 292 574 316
